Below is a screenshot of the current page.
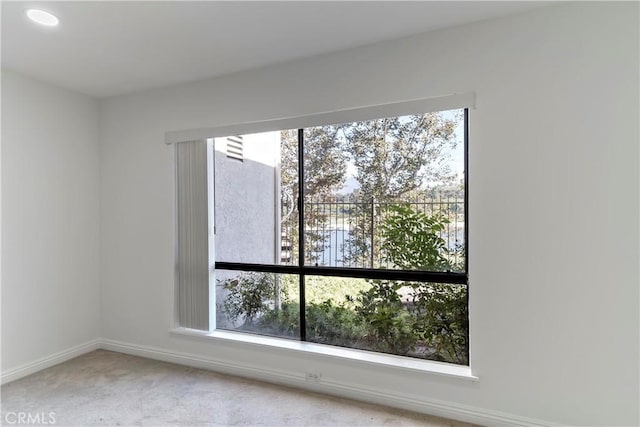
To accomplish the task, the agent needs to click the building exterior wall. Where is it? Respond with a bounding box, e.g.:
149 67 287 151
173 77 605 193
213 132 281 327
213 132 280 265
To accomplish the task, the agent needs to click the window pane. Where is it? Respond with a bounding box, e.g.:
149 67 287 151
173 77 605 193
305 276 468 365
215 270 300 340
214 130 298 265
303 110 465 271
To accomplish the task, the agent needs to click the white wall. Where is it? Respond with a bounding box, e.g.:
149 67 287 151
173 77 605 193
1 70 101 371
99 2 638 426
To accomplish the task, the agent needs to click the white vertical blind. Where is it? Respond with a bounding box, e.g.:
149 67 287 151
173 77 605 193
175 140 210 330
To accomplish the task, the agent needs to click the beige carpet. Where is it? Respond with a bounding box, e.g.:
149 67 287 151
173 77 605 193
1 350 478 426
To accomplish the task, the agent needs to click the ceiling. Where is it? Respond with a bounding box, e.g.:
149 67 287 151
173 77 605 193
2 1 547 98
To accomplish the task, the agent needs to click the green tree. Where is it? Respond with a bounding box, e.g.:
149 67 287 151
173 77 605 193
345 113 459 200
282 113 459 202
221 273 284 326
280 127 348 264
379 205 451 271
355 204 468 364
343 112 459 267
280 126 347 203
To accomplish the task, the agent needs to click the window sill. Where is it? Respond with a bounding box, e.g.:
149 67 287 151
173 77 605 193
169 327 478 381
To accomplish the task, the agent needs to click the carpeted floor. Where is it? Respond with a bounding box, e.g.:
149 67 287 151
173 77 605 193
1 350 478 426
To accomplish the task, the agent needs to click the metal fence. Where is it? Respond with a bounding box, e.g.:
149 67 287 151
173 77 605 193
280 195 465 269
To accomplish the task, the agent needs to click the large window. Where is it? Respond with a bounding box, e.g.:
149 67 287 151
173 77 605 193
212 108 469 365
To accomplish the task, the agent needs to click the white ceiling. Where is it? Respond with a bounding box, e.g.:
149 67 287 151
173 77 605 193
2 1 547 98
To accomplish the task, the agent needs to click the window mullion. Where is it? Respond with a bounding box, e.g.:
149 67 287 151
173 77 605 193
464 108 469 275
297 128 306 342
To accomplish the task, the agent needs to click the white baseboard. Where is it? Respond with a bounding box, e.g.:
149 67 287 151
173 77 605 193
100 338 562 427
1 338 101 385
2 338 562 427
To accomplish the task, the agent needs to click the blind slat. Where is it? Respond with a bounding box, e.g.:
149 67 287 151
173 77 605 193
176 140 209 330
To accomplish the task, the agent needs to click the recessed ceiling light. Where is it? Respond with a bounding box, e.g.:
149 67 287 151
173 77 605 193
26 9 59 27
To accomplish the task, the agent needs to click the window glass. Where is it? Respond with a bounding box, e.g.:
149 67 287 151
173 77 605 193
216 270 300 340
305 276 468 364
211 108 468 365
214 130 298 265
301 110 465 271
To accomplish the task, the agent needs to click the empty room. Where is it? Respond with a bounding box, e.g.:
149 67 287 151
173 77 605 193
1 1 638 426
